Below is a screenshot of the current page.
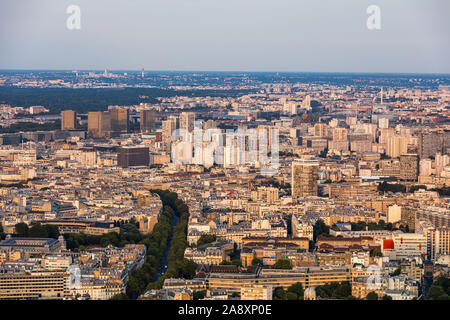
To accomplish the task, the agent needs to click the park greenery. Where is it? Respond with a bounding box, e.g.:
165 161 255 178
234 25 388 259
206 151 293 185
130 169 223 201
316 282 354 300
0 121 60 134
273 282 304 300
349 220 411 233
377 181 406 193
366 291 379 300
427 277 450 300
273 259 292 269
196 234 217 247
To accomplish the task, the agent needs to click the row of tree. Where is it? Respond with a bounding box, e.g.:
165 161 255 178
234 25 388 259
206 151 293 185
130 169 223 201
125 201 174 299
14 223 60 239
146 190 197 290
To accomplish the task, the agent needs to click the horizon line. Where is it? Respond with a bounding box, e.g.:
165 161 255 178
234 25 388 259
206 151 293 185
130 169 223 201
0 69 449 76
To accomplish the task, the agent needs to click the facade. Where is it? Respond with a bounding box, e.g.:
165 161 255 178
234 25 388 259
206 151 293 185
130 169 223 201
117 146 149 168
184 247 225 265
399 154 419 181
390 233 427 259
241 284 272 300
162 116 178 147
291 215 313 240
109 108 129 136
291 159 319 197
140 109 156 133
61 110 77 130
88 111 111 138
0 236 65 254
204 266 350 293
0 270 69 300
427 227 450 261
179 112 195 133
418 130 450 159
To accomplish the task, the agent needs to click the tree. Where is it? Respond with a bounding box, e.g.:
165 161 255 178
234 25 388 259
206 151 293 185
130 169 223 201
366 291 378 300
333 282 351 299
251 258 263 266
110 293 129 300
390 267 401 276
193 290 206 300
231 259 242 267
316 282 352 300
196 234 216 247
382 295 393 300
318 148 328 158
370 248 383 257
15 223 29 237
273 259 292 269
313 219 329 241
427 278 450 300
178 259 198 279
409 185 427 193
286 292 298 300
273 287 286 300
378 181 406 193
287 282 304 300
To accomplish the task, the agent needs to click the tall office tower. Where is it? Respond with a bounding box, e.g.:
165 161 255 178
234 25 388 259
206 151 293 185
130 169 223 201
179 112 195 133
399 153 419 181
88 111 111 138
378 117 389 129
162 116 178 146
329 127 349 152
418 131 450 159
387 136 409 158
419 158 433 176
314 123 329 137
435 153 449 177
379 128 395 145
109 107 129 137
291 159 319 197
332 127 348 142
117 146 149 168
284 102 297 115
257 125 278 157
140 109 156 134
61 110 77 130
301 95 311 110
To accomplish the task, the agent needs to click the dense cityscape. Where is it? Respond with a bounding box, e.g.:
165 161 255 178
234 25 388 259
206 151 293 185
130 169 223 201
0 70 449 302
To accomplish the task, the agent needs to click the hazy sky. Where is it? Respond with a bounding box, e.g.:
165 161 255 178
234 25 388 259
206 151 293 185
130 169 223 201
0 0 449 73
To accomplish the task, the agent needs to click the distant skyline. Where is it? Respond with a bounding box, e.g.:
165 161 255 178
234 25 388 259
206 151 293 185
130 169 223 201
1 0 449 74
1 70 449 76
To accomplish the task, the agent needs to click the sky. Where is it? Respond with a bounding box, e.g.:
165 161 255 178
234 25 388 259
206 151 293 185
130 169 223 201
0 0 449 73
